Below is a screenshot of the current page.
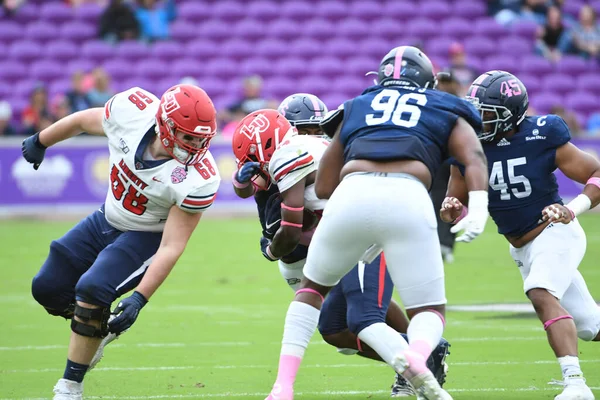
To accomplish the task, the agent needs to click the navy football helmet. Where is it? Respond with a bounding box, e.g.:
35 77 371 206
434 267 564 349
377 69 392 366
376 46 437 89
277 93 328 133
465 70 529 142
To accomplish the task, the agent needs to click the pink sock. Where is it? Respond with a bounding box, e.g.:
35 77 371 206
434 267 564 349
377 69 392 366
409 340 433 360
267 355 301 400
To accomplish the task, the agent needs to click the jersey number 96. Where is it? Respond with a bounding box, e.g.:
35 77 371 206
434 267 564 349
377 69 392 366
366 89 427 128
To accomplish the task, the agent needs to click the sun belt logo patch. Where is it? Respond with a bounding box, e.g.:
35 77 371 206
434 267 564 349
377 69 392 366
171 166 187 184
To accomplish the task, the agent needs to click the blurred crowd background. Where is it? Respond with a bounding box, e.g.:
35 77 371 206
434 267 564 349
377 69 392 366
1 0 600 139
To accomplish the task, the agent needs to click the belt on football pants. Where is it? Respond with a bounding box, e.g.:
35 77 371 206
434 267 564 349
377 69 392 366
344 171 422 183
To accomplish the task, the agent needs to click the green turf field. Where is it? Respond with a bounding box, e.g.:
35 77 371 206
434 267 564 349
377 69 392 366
1 215 599 399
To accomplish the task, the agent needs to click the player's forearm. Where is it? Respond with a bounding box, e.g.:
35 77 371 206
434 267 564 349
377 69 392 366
462 155 488 193
38 108 105 147
233 184 255 199
135 245 183 300
582 169 600 208
270 229 301 258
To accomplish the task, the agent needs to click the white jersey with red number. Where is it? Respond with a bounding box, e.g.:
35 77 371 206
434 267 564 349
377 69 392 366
102 87 221 232
268 134 329 212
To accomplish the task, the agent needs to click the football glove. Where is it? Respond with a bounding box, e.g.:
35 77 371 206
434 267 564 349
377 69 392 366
108 291 148 335
21 132 47 170
235 161 261 184
450 190 489 243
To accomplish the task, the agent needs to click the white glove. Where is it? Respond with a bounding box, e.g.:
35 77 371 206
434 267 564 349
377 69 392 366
450 191 489 243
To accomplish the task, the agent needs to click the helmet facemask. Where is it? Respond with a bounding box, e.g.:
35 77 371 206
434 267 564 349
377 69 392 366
465 96 513 142
157 113 215 165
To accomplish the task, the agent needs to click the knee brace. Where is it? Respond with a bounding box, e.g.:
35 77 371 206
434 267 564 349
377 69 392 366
44 303 75 320
71 304 110 338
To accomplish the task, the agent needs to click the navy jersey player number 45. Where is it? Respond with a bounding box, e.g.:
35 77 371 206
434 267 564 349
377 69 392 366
445 70 600 400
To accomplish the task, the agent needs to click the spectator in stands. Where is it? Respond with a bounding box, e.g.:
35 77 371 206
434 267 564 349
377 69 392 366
21 85 53 136
135 0 177 42
436 69 460 96
550 105 583 136
536 6 570 62
586 112 600 137
50 94 72 122
519 0 548 25
570 5 600 59
488 0 521 17
87 67 114 107
447 42 479 97
0 101 16 136
98 0 140 43
221 75 277 124
66 71 92 113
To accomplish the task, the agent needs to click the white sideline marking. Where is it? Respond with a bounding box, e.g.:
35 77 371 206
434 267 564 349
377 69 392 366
3 359 599 373
2 387 600 400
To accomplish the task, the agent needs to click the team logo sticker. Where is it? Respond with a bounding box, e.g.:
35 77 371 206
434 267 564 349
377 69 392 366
171 166 187 184
383 63 394 77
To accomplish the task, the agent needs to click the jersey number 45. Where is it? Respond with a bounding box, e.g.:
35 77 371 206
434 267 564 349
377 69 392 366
489 157 532 200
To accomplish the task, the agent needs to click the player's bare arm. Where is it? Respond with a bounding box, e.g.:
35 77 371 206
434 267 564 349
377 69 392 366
542 143 600 224
268 178 306 258
315 124 344 199
40 108 106 146
135 205 202 300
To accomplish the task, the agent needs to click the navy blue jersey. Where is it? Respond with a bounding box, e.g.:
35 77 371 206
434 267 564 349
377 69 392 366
339 85 481 181
455 115 570 237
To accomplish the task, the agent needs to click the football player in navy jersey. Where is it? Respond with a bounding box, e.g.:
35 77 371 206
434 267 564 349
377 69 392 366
232 93 450 397
264 46 489 400
444 70 600 400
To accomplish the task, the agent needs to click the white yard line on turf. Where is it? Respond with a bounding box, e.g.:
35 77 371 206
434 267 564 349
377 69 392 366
3 359 599 373
2 387 600 400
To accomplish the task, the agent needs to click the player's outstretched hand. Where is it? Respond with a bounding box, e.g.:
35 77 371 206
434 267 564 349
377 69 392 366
260 236 278 261
21 132 47 170
542 203 574 224
236 161 261 184
450 191 489 243
108 291 148 335
440 197 463 223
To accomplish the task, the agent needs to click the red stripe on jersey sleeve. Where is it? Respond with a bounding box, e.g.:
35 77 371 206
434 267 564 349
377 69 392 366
274 154 314 182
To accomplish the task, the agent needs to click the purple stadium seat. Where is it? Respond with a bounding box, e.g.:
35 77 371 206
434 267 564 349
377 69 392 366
155 78 179 95
464 37 497 59
186 39 219 60
40 2 73 24
303 18 337 39
318 1 348 21
24 22 58 43
483 55 519 74
337 18 370 40
458 2 487 19
116 41 150 60
356 37 392 60
511 21 539 40
49 79 72 98
0 21 24 44
419 1 452 21
349 1 384 21
441 18 473 40
0 81 11 98
45 40 79 62
240 57 273 76
0 42 7 58
297 76 331 98
151 41 184 60
171 58 202 78
203 58 239 79
308 56 345 78
11 99 29 121
212 1 246 22
556 56 591 75
369 18 405 40
221 39 257 60
542 73 576 95
213 95 237 112
194 79 225 99
0 62 27 81
136 59 170 79
59 21 97 43
266 19 301 40
321 93 349 110
8 40 43 63
12 3 38 24
576 73 600 92
517 74 542 93
281 1 316 19
255 38 290 59
382 1 419 20
563 1 585 17
565 92 598 115
81 41 116 63
15 80 39 98
30 60 65 81
499 36 532 56
333 76 369 97
288 38 325 60
273 57 309 78
591 0 600 14
247 1 280 21
232 19 266 40
178 1 209 21
119 78 155 94
426 37 456 57
474 18 508 37
74 3 104 22
102 59 135 80
171 21 201 42
518 55 554 75
263 76 298 99
323 38 356 59
346 56 377 76
408 18 439 40
66 59 96 75
531 92 562 114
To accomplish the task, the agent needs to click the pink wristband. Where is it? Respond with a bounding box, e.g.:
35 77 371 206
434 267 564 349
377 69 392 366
452 206 468 224
281 203 304 212
296 288 324 303
281 221 303 228
232 170 251 189
587 177 600 190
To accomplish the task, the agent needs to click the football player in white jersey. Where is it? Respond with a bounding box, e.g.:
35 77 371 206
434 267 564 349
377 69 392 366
21 84 220 399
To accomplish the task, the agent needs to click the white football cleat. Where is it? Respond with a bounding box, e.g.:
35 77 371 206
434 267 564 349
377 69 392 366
53 378 83 400
391 373 416 397
393 351 453 400
88 315 119 371
554 377 595 400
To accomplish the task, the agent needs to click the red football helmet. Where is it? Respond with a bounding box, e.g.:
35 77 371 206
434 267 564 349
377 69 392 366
232 109 295 188
156 84 217 165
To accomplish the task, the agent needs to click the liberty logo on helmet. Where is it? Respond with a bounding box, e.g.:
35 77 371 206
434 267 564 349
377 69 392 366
162 86 182 115
239 113 270 140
